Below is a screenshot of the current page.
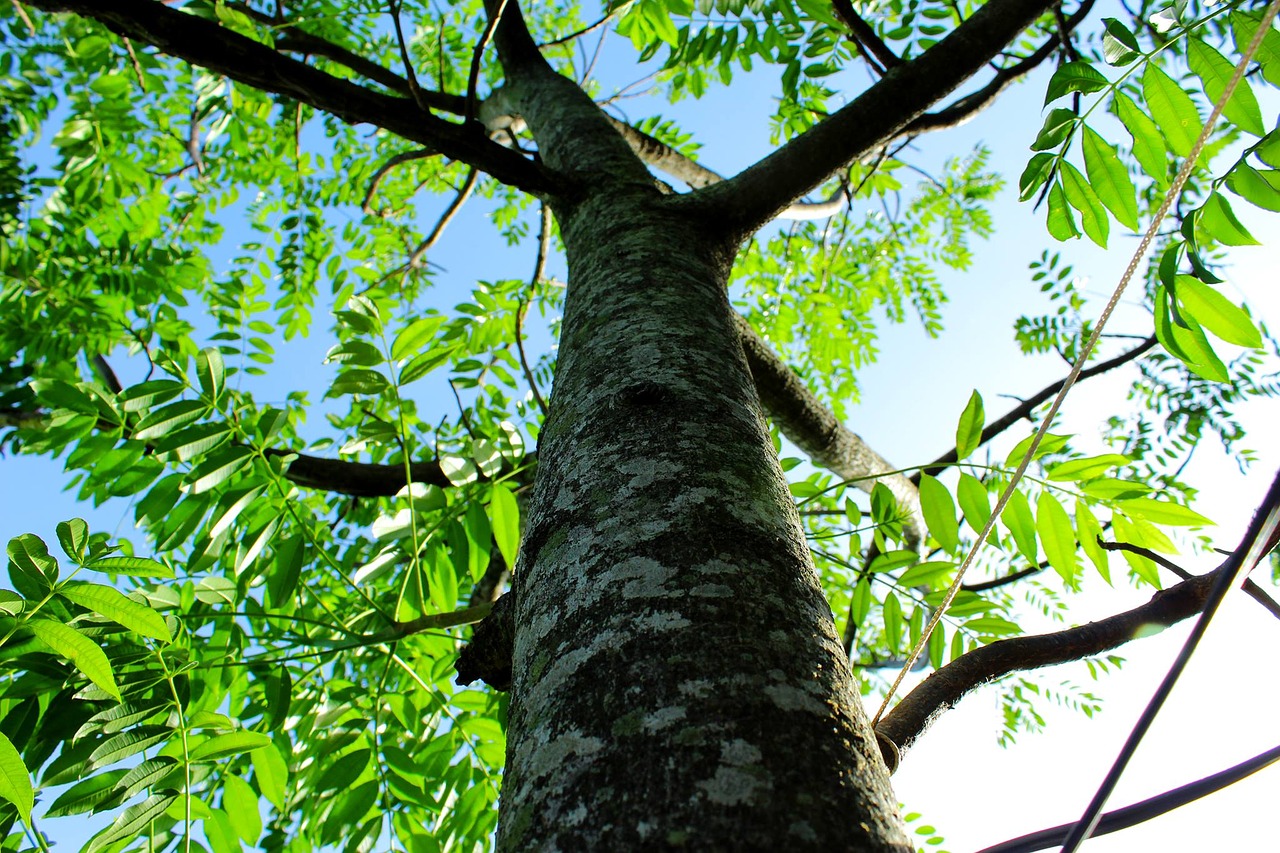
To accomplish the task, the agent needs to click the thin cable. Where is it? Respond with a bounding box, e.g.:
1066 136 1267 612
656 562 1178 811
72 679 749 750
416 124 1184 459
979 741 1280 853
1058 468 1280 851
871 0 1280 729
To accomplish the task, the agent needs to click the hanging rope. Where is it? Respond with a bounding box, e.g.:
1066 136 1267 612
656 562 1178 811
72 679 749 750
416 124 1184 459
872 0 1280 730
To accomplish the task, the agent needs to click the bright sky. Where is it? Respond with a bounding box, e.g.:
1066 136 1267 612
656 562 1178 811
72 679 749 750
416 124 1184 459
3 5 1279 851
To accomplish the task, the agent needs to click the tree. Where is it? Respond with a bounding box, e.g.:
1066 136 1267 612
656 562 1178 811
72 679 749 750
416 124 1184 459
0 0 1278 850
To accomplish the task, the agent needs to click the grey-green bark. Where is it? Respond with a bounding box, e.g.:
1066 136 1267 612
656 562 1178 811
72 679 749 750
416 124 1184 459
500 182 908 850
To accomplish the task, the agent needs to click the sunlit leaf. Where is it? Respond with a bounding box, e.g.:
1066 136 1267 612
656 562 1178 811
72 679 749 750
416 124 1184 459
29 619 120 700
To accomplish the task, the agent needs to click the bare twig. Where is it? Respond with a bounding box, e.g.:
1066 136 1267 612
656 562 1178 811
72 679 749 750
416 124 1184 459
466 0 511 126
387 0 428 110
10 0 35 35
538 13 612 48
362 148 437 215
408 166 479 267
1100 540 1280 624
122 37 146 88
516 204 551 417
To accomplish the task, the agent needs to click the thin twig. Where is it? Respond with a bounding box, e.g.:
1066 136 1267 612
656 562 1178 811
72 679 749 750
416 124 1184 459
1100 540 1280 624
539 12 611 48
466 0 511 126
122 37 146 89
387 0 428 110
10 0 34 35
408 166 479 267
831 0 901 71
362 148 437 215
516 205 552 417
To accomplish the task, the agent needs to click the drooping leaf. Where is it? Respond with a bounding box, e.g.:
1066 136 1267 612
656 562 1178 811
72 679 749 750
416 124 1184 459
489 482 521 568
251 744 288 811
1173 275 1262 348
196 347 227 405
956 473 992 538
1081 124 1139 230
1060 161 1110 247
1196 193 1259 246
954 390 984 461
1036 491 1078 586
59 581 171 641
918 475 959 553
1112 92 1168 183
1045 454 1131 482
1142 63 1202 157
1075 499 1110 584
1115 498 1213 527
29 619 120 700
1044 61 1110 104
1002 489 1038 565
0 733 32 822
1046 180 1081 241
1101 18 1141 66
1226 164 1280 211
1186 37 1264 136
1030 108 1078 152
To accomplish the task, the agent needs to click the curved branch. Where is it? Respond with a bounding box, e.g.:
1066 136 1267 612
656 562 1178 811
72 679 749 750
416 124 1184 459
918 335 1156 482
32 0 553 195
689 0 1069 236
735 313 924 545
977 743 1280 853
876 564 1221 761
1101 540 1280 623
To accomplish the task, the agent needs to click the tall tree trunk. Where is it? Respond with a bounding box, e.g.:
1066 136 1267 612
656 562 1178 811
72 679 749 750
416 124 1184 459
499 182 910 849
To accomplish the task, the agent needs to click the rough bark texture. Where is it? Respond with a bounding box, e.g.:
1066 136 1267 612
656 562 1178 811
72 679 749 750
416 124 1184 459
499 184 908 850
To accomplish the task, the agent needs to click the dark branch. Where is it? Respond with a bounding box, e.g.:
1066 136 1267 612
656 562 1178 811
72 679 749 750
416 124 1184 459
1101 540 1280 623
32 0 552 194
877 564 1221 760
902 0 1096 135
690 0 1067 236
918 335 1156 482
831 0 902 71
977 742 1280 853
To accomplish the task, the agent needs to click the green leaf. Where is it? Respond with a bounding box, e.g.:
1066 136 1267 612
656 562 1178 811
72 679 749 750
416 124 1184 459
152 421 235 462
1173 275 1262 348
1044 61 1109 104
869 550 919 573
186 445 254 495
189 731 273 762
327 368 392 397
1019 152 1057 201
1112 92 1168 183
9 533 58 584
955 390 984 461
1230 11 1280 88
91 727 174 769
196 347 226 405
956 473 992 537
1154 285 1229 382
1111 515 1161 586
252 744 288 811
391 317 444 361
29 619 120 700
115 757 179 802
897 560 956 589
60 581 172 641
0 732 32 822
882 591 902 653
1081 125 1139 230
1004 432 1071 469
1036 491 1078 585
86 794 179 853
56 518 90 564
1101 18 1141 65
918 475 959 553
324 340 384 367
317 748 370 793
1002 489 1038 564
118 379 186 413
1075 499 1110 584
134 399 208 441
1115 498 1213 527
1196 192 1259 246
45 769 127 817
490 482 520 568
85 555 175 578
1142 64 1201 158
1045 454 1131 482
1046 180 1080 241
1060 161 1110 247
1030 108 1078 152
1226 164 1280 212
223 774 263 842
1186 38 1264 136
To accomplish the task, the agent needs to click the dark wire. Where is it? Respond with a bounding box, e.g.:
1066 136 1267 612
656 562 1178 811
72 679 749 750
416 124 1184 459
1057 467 1280 851
977 741 1280 853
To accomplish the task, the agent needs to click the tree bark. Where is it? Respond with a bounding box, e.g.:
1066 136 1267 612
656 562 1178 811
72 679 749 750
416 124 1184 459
500 179 909 849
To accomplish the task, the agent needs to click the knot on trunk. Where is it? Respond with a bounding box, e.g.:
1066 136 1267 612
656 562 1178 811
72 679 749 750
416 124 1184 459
455 591 516 690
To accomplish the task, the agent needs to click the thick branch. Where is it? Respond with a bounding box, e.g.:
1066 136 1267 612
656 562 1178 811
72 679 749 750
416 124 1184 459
691 0 1066 236
32 0 552 194
919 335 1156 482
876 565 1220 760
1101 540 1280 623
902 0 1095 135
735 313 923 544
